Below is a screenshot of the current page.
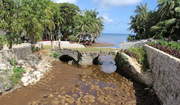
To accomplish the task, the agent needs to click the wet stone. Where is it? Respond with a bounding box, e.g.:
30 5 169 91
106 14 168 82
28 64 160 105
51 99 59 105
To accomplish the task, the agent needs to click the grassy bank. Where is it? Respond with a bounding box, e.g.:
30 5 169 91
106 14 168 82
70 47 119 52
43 45 119 52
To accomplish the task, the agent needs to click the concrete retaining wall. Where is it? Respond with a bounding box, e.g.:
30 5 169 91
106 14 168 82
144 44 180 105
0 45 32 64
115 52 153 86
119 40 148 50
38 41 85 49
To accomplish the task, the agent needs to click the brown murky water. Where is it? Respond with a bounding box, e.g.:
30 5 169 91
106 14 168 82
0 61 160 105
29 64 160 105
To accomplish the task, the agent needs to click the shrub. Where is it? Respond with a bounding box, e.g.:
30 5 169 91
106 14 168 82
68 35 79 42
119 53 128 63
10 67 25 86
31 46 38 52
127 35 135 41
149 41 180 58
0 35 4 49
50 51 59 58
9 58 17 66
121 47 150 72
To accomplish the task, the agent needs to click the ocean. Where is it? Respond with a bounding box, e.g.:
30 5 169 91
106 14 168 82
97 33 129 48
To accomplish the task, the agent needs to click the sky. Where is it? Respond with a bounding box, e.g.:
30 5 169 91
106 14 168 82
52 0 158 34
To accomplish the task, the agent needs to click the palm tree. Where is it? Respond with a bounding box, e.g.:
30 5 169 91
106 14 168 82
90 9 104 43
73 9 104 43
151 0 180 40
129 3 149 39
74 10 92 43
0 0 24 48
44 8 55 49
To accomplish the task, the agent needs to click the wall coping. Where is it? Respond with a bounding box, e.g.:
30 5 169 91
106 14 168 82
144 44 180 62
118 52 153 86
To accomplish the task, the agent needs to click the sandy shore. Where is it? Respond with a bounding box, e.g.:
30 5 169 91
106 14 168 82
84 42 116 48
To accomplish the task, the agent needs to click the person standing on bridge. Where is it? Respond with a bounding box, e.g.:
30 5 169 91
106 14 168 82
58 37 61 49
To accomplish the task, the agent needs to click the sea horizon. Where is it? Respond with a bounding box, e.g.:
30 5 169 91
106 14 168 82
102 33 136 35
97 33 129 48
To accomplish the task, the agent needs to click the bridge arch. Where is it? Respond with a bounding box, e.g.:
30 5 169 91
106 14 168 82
55 49 118 66
59 55 76 63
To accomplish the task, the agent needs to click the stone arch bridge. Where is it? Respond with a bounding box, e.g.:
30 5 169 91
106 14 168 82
55 49 118 66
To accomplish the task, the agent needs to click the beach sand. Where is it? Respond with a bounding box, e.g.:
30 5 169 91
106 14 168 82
84 42 116 47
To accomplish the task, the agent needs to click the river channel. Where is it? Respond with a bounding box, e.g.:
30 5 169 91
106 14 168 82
0 60 160 105
29 60 160 105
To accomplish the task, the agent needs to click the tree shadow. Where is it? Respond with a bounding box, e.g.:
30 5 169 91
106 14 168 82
116 69 161 105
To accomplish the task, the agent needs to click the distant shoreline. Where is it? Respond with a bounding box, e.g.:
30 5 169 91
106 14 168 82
102 33 135 35
85 42 116 48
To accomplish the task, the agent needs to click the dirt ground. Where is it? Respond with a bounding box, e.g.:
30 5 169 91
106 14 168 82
0 61 160 105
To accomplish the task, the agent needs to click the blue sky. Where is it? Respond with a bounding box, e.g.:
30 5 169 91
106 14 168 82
52 0 158 34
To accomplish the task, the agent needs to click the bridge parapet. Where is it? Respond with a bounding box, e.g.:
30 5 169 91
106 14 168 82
55 49 118 66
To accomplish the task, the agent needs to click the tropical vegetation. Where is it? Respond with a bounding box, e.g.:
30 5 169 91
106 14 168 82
50 51 59 58
0 0 104 49
73 9 104 43
10 67 26 86
129 0 180 41
149 40 180 58
121 47 150 72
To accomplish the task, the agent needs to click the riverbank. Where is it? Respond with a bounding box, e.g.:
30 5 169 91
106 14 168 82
0 61 82 105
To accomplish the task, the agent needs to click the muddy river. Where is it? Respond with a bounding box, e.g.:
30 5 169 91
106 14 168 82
0 61 160 105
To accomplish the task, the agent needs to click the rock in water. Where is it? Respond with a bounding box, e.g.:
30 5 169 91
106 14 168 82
98 55 117 73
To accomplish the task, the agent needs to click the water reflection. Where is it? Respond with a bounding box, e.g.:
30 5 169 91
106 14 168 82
98 55 117 73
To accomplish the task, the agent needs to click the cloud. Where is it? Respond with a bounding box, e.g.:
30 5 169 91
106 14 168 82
52 0 77 4
102 13 114 24
94 0 143 8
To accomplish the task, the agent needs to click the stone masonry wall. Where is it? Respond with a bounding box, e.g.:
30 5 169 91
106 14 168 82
0 44 51 94
144 44 180 105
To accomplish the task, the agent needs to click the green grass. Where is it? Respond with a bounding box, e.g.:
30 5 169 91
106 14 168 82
123 47 150 72
10 67 26 86
9 58 17 66
128 47 146 64
43 45 56 50
50 51 59 58
43 45 119 52
69 47 119 52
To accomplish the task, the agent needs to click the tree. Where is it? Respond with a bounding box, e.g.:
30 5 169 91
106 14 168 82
129 0 180 41
151 0 180 40
74 10 92 43
73 9 104 43
51 3 63 40
22 0 45 44
0 0 24 48
22 0 57 45
59 3 81 40
90 9 104 43
128 3 149 39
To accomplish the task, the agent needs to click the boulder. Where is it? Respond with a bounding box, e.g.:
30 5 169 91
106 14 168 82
98 55 117 73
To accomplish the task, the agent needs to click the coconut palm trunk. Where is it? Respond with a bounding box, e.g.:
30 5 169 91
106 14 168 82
92 35 96 43
51 34 54 50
